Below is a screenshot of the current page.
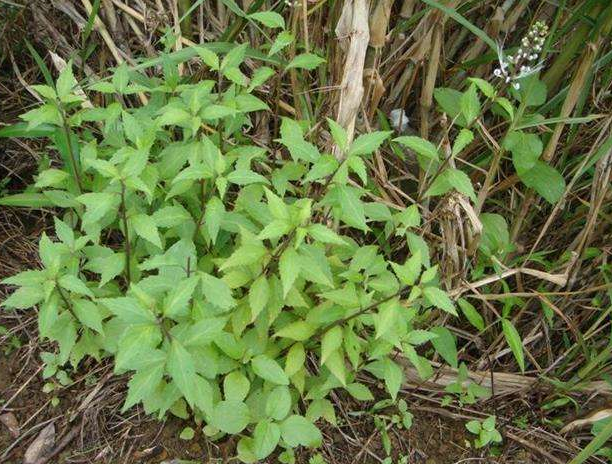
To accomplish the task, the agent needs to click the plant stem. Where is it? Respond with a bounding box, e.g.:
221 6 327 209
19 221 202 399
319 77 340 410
60 111 84 193
56 283 79 321
119 181 132 286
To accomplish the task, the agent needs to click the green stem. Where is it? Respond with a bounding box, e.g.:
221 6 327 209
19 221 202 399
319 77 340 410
119 182 132 286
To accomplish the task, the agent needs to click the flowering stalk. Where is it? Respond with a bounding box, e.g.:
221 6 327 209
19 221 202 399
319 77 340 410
493 21 549 90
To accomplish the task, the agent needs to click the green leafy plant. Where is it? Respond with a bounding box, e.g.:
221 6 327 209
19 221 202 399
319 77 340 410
0 41 460 461
465 415 503 449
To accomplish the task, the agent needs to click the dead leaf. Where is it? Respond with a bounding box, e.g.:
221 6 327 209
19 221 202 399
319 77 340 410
23 423 55 464
0 412 20 438
0 412 19 438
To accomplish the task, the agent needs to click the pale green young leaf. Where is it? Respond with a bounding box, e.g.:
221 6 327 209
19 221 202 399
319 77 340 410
167 339 198 408
77 192 120 226
59 274 93 297
430 327 458 368
99 297 157 324
131 213 162 248
200 273 236 309
323 349 346 385
183 317 227 346
249 11 285 29
519 161 565 204
280 415 322 447
451 129 474 157
390 251 421 286
374 299 399 340
383 358 403 400
336 185 368 231
275 320 315 341
284 342 305 376
279 247 300 297
73 299 104 333
264 187 290 221
422 286 457 316
253 420 281 460
458 298 485 331
321 326 342 365
204 196 225 244
393 136 439 160
35 169 69 188
252 355 289 385
269 31 294 56
306 224 346 246
122 363 165 412
211 400 251 434
224 370 251 402
348 131 391 157
503 131 542 174
249 275 270 321
221 43 248 70
326 118 348 153
164 275 199 319
220 243 267 270
460 84 480 125
286 53 325 71
265 385 292 420
248 67 275 92
467 77 496 98
2 286 45 309
227 169 270 185
56 62 77 98
345 382 374 401
196 47 220 70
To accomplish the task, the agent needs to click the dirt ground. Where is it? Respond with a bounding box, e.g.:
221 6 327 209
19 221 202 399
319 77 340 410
0 298 573 464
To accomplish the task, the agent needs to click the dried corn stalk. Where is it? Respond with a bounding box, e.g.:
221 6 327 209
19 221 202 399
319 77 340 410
369 0 394 48
334 0 370 159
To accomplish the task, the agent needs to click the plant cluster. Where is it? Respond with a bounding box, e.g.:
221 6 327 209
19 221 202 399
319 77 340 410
0 41 467 461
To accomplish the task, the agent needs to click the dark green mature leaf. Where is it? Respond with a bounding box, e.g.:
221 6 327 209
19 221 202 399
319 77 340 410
0 193 55 208
519 161 565 204
503 131 543 174
502 319 525 372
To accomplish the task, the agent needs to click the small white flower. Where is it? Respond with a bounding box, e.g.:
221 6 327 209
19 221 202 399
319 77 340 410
513 82 521 90
493 68 502 77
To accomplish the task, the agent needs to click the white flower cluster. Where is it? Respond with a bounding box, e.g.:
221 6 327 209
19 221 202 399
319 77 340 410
493 21 548 90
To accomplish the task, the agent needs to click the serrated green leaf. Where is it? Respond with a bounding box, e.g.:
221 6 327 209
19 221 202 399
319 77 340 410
132 213 162 248
348 131 391 156
252 355 289 385
249 11 285 29
422 286 457 316
249 275 269 321
286 53 325 71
